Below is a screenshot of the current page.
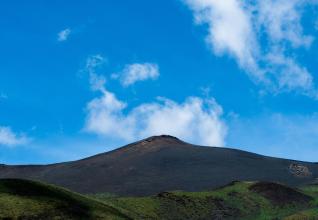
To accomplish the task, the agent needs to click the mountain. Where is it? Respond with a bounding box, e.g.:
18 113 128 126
0 135 317 196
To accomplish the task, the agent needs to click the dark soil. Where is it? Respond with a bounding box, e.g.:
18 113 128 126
249 182 313 206
156 192 240 220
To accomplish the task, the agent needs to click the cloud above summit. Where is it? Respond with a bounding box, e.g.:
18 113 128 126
113 63 159 87
83 55 227 146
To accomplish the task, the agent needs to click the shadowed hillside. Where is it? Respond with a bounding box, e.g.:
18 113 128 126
0 179 130 219
0 135 317 196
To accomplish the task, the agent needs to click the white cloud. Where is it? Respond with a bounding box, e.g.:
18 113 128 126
85 54 107 91
83 55 227 146
184 0 260 75
183 0 318 96
115 63 160 86
0 126 29 147
85 90 227 146
266 52 313 91
258 0 313 48
57 28 71 42
84 56 159 88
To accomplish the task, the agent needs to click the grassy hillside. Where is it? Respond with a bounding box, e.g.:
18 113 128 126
0 179 130 220
0 179 318 219
92 182 318 220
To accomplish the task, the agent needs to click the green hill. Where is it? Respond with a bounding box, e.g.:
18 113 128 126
1 179 318 219
92 181 318 220
0 179 130 220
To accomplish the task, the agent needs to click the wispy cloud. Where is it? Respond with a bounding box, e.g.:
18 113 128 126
183 0 318 96
57 28 71 42
0 93 8 99
83 55 227 146
113 63 160 87
257 0 313 48
85 54 107 91
184 0 261 79
0 126 29 147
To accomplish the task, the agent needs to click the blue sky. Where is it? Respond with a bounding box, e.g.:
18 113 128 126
1 0 318 164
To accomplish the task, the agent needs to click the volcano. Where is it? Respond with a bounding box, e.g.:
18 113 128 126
0 135 317 196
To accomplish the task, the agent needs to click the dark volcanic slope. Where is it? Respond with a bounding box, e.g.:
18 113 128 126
0 135 317 196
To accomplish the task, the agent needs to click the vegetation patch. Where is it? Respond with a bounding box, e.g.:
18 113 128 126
0 179 130 220
1 179 318 219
